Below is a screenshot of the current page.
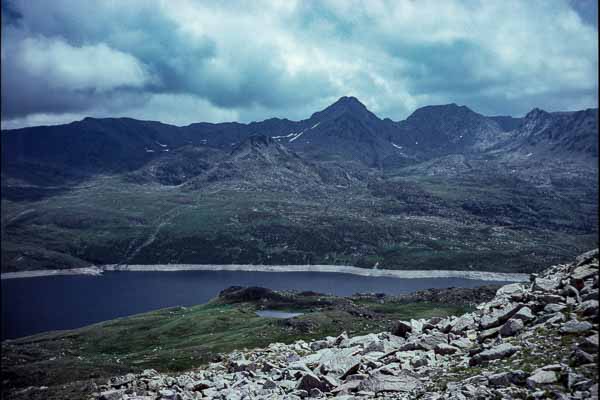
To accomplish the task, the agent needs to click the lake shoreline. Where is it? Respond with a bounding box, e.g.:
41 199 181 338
1 267 104 280
1 264 529 282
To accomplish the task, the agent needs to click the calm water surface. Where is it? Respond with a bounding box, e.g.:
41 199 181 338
2 270 511 339
255 310 304 318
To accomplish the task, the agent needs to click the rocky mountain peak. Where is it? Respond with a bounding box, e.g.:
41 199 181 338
333 95 365 108
406 103 478 121
517 108 555 137
524 107 552 121
394 103 504 154
309 96 379 123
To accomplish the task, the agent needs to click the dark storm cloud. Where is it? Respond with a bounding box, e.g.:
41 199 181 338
1 0 22 26
1 0 597 129
569 0 598 27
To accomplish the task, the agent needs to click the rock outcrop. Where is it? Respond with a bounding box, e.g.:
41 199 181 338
94 249 599 399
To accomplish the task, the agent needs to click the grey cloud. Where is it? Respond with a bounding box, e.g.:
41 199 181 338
1 0 597 128
1 0 22 26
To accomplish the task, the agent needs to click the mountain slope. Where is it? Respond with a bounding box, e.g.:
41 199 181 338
495 108 598 159
1 98 597 274
183 135 327 193
286 97 409 168
391 104 510 156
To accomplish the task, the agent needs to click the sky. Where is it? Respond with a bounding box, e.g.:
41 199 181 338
1 0 597 129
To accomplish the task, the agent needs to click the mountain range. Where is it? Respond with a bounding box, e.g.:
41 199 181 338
1 97 598 273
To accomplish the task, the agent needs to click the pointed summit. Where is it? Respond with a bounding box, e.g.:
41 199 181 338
524 107 551 120
331 96 367 109
310 96 379 122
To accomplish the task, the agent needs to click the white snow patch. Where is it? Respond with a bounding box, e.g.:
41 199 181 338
156 141 168 147
289 130 306 142
272 132 296 139
415 141 418 145
310 122 321 129
391 143 403 150
162 149 170 152
526 152 533 157
145 149 155 153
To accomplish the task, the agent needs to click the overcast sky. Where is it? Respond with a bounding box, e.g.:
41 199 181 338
1 0 597 129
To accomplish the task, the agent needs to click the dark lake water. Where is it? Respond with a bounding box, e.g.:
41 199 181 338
1 271 511 339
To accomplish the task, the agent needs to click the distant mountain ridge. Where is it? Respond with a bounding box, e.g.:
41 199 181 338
1 96 597 274
2 97 597 183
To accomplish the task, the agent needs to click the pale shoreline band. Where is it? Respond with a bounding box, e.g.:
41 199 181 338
1 264 529 282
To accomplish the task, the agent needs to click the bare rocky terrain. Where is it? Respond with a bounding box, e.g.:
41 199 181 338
83 249 599 400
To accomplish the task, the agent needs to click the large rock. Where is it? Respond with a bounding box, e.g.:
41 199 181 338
477 326 501 342
434 343 459 355
572 349 595 366
533 277 561 292
229 358 257 372
579 333 599 352
512 306 535 323
391 321 412 338
575 249 599 266
544 312 566 325
334 332 349 346
589 383 599 400
411 319 425 335
469 343 519 365
315 346 362 375
562 285 581 302
357 372 422 393
560 320 593 334
579 300 599 316
479 303 522 329
109 374 136 388
449 337 473 349
544 303 566 314
296 372 331 393
263 379 278 389
158 389 176 400
496 283 525 298
500 318 524 337
99 390 126 400
417 332 449 351
488 370 527 387
450 314 476 333
310 340 330 351
572 265 598 281
526 370 558 388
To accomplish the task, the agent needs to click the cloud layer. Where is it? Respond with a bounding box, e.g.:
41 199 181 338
1 0 597 129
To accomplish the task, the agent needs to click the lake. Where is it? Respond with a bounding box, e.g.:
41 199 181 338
1 270 512 339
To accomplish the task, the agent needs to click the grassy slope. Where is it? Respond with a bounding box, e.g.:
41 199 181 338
1 172 597 273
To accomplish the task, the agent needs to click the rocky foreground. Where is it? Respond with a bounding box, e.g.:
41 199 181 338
94 250 599 400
